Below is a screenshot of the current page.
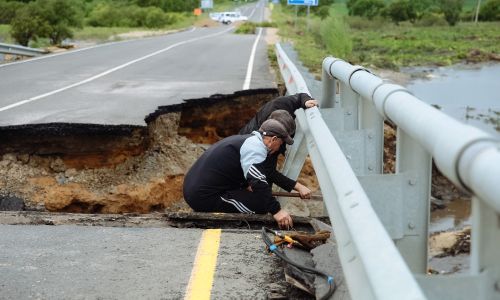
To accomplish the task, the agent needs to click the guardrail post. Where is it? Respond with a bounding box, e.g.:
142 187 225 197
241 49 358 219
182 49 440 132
338 81 359 131
321 60 336 109
395 129 432 274
471 196 500 294
359 94 384 175
281 126 308 181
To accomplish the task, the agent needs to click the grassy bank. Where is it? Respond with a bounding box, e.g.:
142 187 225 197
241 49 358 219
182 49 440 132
0 14 200 47
0 24 12 43
271 4 500 72
349 20 500 69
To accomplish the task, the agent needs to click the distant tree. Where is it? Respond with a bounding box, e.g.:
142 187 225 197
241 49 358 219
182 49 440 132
480 0 500 20
411 0 439 18
10 0 82 45
10 2 48 46
316 6 330 20
347 0 386 19
87 3 121 27
387 0 417 24
38 0 82 44
0 1 25 24
144 7 166 28
439 0 463 25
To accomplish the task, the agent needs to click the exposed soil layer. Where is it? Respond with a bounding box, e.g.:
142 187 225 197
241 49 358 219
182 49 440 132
0 89 322 214
0 91 469 251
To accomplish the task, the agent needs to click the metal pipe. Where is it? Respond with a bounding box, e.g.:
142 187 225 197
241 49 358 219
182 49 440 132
323 56 500 213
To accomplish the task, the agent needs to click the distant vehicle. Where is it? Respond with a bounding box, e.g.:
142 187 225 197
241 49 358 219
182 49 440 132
217 11 248 24
209 12 222 21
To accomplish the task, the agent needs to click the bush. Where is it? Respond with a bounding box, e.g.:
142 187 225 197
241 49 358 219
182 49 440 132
10 0 81 45
87 3 179 28
387 0 417 24
87 3 122 27
10 4 46 46
316 6 330 20
320 12 352 58
0 1 25 24
258 21 277 27
439 0 463 26
347 15 388 29
415 13 448 26
144 7 167 28
480 0 500 21
234 22 256 34
39 0 82 44
347 0 386 19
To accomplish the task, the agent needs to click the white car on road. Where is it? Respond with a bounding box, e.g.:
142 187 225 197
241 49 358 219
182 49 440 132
217 12 248 24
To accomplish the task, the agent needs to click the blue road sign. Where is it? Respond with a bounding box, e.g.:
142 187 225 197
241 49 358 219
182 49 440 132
287 0 319 6
201 0 213 9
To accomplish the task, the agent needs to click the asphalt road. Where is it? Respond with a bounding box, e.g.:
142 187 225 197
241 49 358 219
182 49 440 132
0 0 274 126
0 225 282 300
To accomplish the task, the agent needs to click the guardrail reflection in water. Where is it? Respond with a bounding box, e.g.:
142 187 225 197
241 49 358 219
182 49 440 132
275 43 500 300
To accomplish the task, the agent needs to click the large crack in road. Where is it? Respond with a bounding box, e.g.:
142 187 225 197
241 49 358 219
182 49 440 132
0 88 319 215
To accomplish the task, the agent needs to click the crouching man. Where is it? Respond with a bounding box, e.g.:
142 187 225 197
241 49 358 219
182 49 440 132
183 119 294 229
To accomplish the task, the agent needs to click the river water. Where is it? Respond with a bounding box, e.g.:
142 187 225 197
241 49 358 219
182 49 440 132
402 63 500 273
403 63 500 137
403 63 500 233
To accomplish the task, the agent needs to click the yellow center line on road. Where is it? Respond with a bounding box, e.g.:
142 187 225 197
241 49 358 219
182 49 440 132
184 228 221 300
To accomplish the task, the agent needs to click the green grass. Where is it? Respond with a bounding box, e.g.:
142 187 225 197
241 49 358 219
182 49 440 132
271 3 500 73
72 27 143 41
73 14 197 41
0 25 13 43
350 21 500 68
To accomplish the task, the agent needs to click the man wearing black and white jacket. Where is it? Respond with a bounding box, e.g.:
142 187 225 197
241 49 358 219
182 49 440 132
183 119 295 228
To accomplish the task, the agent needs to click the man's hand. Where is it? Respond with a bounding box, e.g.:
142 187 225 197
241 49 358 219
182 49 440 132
294 182 312 199
305 99 318 108
273 209 293 230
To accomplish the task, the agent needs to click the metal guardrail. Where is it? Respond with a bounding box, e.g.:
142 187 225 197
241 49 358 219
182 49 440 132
0 42 47 57
276 43 500 300
276 43 427 300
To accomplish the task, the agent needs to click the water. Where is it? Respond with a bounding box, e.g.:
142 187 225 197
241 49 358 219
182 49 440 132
401 64 500 273
430 198 471 233
403 63 499 234
403 63 500 136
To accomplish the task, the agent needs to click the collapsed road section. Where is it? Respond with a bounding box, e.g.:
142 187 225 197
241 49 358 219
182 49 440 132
0 88 319 215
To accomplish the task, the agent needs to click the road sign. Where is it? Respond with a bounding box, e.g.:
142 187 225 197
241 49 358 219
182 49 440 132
201 0 213 9
287 0 319 6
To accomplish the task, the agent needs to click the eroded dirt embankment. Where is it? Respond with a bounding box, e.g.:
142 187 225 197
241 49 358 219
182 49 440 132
0 89 321 214
0 88 467 219
2 89 314 213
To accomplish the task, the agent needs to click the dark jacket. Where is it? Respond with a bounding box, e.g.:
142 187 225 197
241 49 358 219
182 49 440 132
239 93 313 136
183 132 280 214
239 93 313 192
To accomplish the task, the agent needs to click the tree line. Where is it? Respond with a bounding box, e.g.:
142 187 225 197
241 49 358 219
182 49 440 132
346 0 499 26
0 0 200 46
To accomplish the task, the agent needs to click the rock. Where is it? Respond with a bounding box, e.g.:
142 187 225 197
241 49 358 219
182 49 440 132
17 154 30 164
2 153 17 162
50 158 66 172
0 196 25 211
65 168 78 178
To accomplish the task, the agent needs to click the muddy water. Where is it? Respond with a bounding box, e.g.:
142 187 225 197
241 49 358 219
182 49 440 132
430 198 471 233
404 63 500 136
402 64 500 273
403 63 499 233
